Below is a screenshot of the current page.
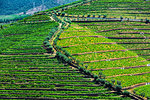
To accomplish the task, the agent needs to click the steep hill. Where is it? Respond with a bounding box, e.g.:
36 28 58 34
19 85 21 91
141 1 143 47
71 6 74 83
0 0 150 99
0 0 78 15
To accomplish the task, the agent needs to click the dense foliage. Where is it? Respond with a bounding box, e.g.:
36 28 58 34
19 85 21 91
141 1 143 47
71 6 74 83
0 0 78 15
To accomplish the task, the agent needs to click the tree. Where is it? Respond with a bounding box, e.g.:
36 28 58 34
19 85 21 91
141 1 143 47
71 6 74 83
103 15 107 18
46 46 53 53
93 75 98 81
79 67 85 72
120 16 123 21
85 65 88 69
98 14 101 18
62 7 65 11
82 15 85 18
122 91 130 96
61 12 65 17
45 43 51 47
43 41 49 45
87 14 91 17
117 81 121 85
145 19 149 24
0 25 3 29
115 85 122 93
96 79 100 84
57 12 61 16
85 70 91 75
105 82 113 90
99 79 105 85
140 93 145 97
45 36 50 40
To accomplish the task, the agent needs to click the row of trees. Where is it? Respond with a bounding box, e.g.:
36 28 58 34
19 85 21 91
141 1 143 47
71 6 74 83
43 27 58 53
51 12 130 97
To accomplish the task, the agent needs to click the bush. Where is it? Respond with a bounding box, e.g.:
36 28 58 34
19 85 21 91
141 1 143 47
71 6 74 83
45 42 51 47
117 81 121 85
61 12 65 17
57 12 61 16
46 46 53 53
85 70 91 75
140 93 145 97
45 36 51 40
103 15 107 18
79 67 84 72
105 82 113 90
145 19 149 24
111 79 115 85
87 14 90 17
115 85 122 93
43 41 49 44
99 79 106 85
98 15 101 18
93 75 98 81
122 91 130 96
96 79 100 84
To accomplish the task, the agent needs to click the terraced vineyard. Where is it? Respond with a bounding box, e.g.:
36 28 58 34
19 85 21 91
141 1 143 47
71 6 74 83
64 0 150 19
0 55 132 99
0 7 130 100
0 0 150 99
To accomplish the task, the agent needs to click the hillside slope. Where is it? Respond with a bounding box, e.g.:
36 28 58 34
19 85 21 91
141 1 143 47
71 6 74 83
0 0 78 15
0 10 131 99
54 0 150 99
0 0 150 99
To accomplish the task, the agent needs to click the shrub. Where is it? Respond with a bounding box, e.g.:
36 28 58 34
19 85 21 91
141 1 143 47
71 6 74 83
45 36 50 40
45 43 51 47
117 81 121 85
122 91 130 96
145 19 149 24
115 85 122 93
87 14 91 17
43 41 49 44
140 93 145 97
57 12 61 16
98 15 101 18
85 70 91 75
99 79 105 85
96 79 100 84
93 75 98 81
79 67 84 72
103 15 107 18
46 46 53 53
61 12 65 17
111 79 115 85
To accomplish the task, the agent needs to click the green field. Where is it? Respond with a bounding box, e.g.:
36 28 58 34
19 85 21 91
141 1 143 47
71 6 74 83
1 0 150 99
0 12 130 99
64 0 150 19
57 22 150 89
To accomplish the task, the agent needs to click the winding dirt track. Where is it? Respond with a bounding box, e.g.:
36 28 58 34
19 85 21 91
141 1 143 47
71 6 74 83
96 28 150 33
122 82 150 90
59 35 104 40
79 24 150 26
107 72 150 78
83 56 138 63
107 37 150 39
89 65 146 71
72 49 127 56
118 32 150 34
62 42 116 48
138 54 150 56
71 48 150 56
62 42 150 48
